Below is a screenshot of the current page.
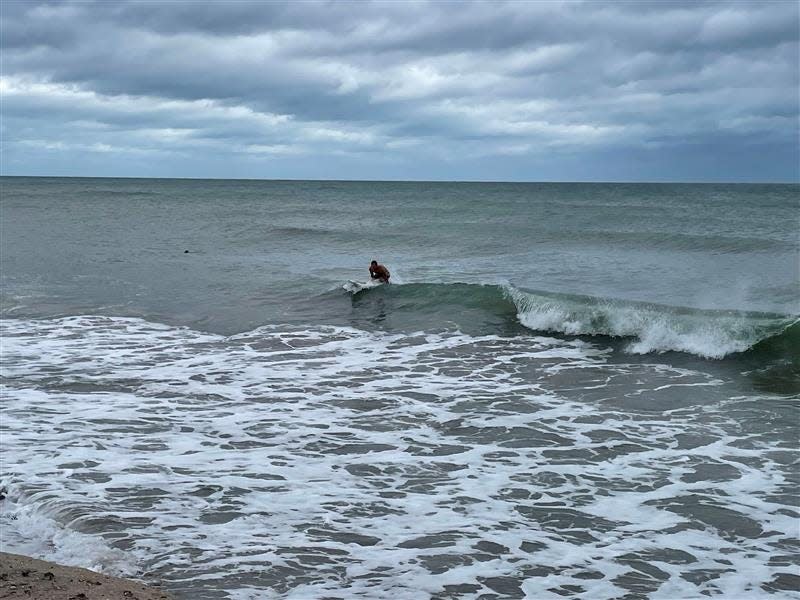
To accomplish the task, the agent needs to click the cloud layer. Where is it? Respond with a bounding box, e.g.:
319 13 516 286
2 0 798 181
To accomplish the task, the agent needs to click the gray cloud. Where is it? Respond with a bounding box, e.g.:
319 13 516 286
1 0 797 181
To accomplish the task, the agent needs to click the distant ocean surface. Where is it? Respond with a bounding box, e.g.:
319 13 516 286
1 177 798 599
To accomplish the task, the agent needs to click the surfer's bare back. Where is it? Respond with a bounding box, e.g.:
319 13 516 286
369 260 390 283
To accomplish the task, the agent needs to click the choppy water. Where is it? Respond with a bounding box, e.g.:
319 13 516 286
1 177 798 599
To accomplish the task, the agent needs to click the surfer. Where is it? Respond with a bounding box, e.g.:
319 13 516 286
369 260 390 283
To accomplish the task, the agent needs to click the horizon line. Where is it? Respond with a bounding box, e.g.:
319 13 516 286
1 174 797 185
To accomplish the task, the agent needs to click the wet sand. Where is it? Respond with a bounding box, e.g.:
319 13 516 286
0 552 172 600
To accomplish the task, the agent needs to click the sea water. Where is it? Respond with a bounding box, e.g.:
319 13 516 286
1 177 798 599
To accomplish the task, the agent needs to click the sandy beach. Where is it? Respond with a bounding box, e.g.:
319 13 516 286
0 553 172 600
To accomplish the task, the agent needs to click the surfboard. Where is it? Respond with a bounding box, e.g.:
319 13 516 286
343 279 383 293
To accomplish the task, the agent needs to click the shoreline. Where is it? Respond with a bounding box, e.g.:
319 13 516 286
0 552 172 600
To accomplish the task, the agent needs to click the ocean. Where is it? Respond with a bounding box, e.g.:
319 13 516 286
1 176 797 599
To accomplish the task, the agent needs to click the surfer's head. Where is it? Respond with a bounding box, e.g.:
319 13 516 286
371 260 378 266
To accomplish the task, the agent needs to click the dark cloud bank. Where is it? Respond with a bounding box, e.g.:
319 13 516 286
1 0 798 181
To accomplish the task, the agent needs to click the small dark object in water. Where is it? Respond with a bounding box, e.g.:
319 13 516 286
184 250 189 253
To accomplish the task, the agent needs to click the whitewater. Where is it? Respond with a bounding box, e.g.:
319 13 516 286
1 177 798 599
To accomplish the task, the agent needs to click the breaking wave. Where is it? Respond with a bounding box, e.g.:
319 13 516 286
347 282 798 360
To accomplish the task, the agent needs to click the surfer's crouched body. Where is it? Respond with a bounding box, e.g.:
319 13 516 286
369 260 390 283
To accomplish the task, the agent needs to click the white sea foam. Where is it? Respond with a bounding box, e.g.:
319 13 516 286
0 485 137 576
0 316 796 599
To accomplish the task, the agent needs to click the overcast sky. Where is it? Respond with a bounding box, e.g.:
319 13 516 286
2 0 798 182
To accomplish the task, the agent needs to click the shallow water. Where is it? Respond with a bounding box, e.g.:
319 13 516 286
1 177 798 598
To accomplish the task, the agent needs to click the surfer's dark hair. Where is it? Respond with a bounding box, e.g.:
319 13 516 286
371 260 378 265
